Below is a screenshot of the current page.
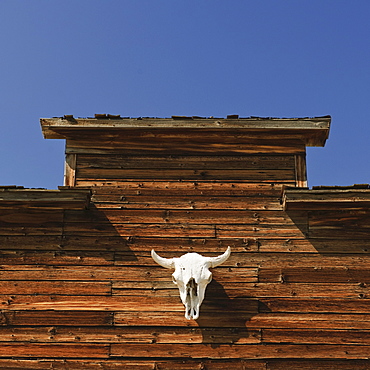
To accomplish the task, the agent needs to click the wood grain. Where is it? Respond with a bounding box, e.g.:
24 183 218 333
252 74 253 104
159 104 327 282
5 116 370 366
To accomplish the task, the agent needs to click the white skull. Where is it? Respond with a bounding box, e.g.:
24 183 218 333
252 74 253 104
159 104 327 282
151 247 231 320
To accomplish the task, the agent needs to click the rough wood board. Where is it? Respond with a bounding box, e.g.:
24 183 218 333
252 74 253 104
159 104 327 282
114 252 370 268
111 282 370 299
0 280 111 295
262 328 370 345
0 189 91 210
110 342 369 359
267 360 370 370
0 295 259 313
63 223 305 239
0 265 257 282
76 168 296 181
64 209 304 225
0 342 110 358
86 181 282 194
295 154 307 187
91 195 283 210
259 266 370 283
0 359 268 370
216 224 307 239
259 298 370 313
64 223 217 238
0 250 114 265
0 326 261 344
64 153 77 187
114 312 370 329
65 134 308 157
258 238 370 253
283 189 370 210
0 235 258 252
41 116 330 147
76 154 296 170
1 311 113 326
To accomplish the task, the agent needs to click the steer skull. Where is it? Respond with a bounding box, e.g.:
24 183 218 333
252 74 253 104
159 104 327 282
151 247 231 320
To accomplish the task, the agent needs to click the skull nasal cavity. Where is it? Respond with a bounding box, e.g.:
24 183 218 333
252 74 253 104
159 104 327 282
187 278 197 296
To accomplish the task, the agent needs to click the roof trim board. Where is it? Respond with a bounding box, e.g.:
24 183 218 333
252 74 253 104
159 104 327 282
0 188 91 209
40 116 331 147
282 186 370 211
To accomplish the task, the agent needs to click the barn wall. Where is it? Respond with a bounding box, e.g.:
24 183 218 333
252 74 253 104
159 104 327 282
1 116 369 369
64 128 307 188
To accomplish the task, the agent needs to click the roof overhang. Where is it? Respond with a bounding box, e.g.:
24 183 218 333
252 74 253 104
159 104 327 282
282 185 370 211
0 187 91 209
40 116 331 147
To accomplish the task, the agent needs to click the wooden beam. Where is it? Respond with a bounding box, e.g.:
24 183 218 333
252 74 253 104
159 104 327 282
40 116 331 147
295 154 307 187
0 188 91 209
64 153 77 187
282 187 370 210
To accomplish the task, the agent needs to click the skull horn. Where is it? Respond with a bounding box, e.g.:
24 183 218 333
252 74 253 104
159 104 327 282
207 246 231 267
151 249 175 269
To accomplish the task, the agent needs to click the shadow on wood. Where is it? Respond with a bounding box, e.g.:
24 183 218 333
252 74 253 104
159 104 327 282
196 280 267 345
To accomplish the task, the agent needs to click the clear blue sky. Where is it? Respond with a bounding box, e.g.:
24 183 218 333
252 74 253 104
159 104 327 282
0 0 369 189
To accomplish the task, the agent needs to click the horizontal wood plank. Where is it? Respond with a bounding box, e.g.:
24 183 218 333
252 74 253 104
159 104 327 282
259 298 370 313
112 281 370 299
262 328 370 345
258 238 370 253
115 251 370 268
0 295 259 313
88 181 282 195
0 235 255 252
0 189 90 210
110 342 370 359
0 280 111 295
0 326 260 344
0 359 268 370
216 224 307 239
284 189 370 211
0 250 114 265
91 195 283 210
267 360 370 370
114 312 370 329
77 168 295 181
1 311 113 326
259 267 370 283
64 223 306 239
0 342 109 358
64 223 216 238
77 154 295 170
248 313 370 330
66 137 306 156
0 265 257 283
0 209 63 223
64 209 305 226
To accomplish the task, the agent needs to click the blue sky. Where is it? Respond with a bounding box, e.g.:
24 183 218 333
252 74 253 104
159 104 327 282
0 0 369 189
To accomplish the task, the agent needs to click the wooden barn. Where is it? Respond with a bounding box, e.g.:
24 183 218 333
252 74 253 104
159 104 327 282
0 115 370 369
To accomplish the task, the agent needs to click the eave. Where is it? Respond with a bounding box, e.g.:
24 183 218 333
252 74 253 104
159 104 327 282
0 187 91 210
40 116 331 147
282 185 370 211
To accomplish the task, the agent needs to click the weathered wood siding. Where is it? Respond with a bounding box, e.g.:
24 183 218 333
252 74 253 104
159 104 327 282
1 184 370 369
65 130 306 187
2 116 369 368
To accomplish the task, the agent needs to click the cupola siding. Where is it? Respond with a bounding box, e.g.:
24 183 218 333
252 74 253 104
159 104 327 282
1 115 370 369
